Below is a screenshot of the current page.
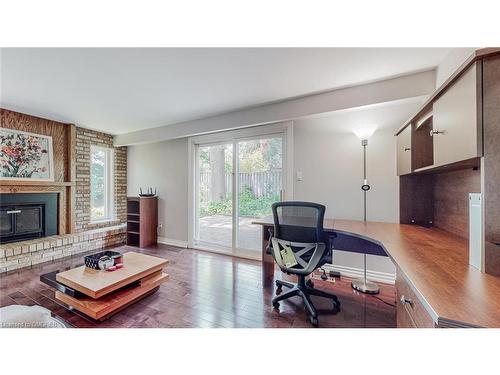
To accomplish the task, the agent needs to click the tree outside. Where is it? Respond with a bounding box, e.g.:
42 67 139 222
90 149 106 219
199 137 282 218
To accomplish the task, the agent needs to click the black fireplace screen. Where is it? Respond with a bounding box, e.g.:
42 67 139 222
0 193 58 243
0 204 44 242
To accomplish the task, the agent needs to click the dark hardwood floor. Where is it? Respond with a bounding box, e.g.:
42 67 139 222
0 244 396 328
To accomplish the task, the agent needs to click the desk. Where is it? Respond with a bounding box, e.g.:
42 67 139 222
253 217 500 328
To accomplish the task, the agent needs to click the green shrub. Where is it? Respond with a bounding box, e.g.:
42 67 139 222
199 186 279 218
199 199 232 217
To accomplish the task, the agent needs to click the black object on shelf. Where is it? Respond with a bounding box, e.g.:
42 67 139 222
40 270 86 298
40 268 142 299
84 250 122 270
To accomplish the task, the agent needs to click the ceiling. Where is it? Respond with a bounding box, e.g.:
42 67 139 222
294 96 427 136
0 48 452 135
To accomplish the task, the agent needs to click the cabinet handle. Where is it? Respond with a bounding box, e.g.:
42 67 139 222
404 147 411 152
400 295 413 306
429 130 444 137
6 210 21 214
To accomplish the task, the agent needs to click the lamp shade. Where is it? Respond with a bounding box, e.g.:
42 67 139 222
352 124 377 140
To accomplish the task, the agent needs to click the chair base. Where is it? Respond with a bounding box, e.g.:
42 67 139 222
272 276 340 327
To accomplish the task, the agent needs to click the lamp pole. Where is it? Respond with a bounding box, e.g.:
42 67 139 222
362 139 368 221
351 138 380 295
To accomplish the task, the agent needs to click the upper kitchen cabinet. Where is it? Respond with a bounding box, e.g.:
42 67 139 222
396 125 412 175
411 111 434 171
432 62 483 168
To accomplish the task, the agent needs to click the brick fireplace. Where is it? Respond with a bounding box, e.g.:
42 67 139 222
0 108 127 273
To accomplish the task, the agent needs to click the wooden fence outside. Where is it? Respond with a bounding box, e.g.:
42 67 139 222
199 171 282 201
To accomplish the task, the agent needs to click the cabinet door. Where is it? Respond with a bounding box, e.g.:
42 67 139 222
432 63 481 167
395 270 435 328
396 295 417 328
397 125 412 175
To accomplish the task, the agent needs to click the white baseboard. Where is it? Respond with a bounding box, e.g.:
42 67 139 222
157 239 395 283
322 263 396 284
157 237 188 248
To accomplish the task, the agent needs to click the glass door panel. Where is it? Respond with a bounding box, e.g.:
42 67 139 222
196 143 233 248
236 136 283 252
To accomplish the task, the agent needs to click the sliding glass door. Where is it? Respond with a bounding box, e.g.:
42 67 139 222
194 133 284 259
236 136 282 252
196 142 233 249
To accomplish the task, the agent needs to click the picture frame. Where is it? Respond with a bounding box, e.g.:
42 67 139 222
0 127 55 182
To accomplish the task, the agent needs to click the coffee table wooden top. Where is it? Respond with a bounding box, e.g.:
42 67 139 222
56 252 168 299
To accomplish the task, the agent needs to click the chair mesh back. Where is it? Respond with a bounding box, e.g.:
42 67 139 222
272 202 325 243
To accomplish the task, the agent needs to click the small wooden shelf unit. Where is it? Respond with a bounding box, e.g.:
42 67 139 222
126 196 158 248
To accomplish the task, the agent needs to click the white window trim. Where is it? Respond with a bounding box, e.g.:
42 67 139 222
89 145 115 224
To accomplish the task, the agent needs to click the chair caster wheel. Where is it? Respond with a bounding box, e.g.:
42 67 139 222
275 286 283 295
309 316 319 327
306 279 314 288
272 302 280 310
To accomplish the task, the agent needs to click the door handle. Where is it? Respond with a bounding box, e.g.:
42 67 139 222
400 295 413 307
430 130 444 137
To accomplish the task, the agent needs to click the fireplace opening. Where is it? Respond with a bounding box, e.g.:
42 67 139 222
0 193 58 244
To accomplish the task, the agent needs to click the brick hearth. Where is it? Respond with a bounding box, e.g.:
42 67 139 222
0 225 126 273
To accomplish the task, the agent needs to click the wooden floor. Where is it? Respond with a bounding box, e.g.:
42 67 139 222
0 244 396 328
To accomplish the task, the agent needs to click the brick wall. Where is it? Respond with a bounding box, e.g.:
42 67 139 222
75 127 127 232
0 225 126 273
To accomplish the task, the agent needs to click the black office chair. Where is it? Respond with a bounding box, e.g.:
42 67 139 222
269 201 340 326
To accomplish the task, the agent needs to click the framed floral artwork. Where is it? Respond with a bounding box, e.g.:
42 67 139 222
0 128 54 181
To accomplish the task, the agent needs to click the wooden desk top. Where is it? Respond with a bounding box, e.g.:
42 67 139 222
56 252 169 299
253 217 500 328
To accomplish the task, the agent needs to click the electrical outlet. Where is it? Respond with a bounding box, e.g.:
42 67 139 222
329 270 341 279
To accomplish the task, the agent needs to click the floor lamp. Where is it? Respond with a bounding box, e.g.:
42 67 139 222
351 135 380 295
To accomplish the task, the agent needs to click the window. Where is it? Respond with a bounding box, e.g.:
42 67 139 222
90 145 115 222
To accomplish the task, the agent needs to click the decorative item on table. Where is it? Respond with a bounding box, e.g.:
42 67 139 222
84 250 123 270
139 187 157 197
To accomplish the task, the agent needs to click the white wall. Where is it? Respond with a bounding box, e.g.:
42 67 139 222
293 123 399 276
126 97 428 279
127 138 189 245
291 97 425 277
293 124 399 223
435 48 477 87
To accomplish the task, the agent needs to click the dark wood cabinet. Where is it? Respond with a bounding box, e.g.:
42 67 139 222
126 196 158 248
482 54 500 276
411 113 434 171
395 269 435 328
396 48 500 276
